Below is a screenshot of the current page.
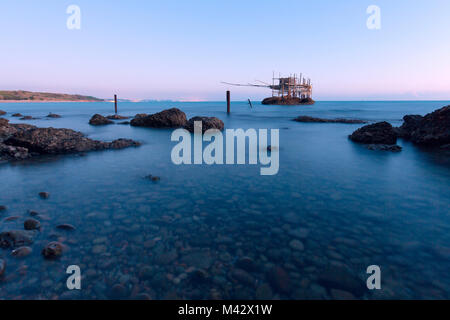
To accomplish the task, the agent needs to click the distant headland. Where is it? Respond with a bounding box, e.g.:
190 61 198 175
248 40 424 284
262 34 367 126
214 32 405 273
0 90 104 102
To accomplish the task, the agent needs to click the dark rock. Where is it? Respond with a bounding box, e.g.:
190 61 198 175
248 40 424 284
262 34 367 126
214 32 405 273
262 96 315 105
0 118 9 126
0 143 30 160
349 121 397 144
24 218 41 230
406 106 450 146
56 224 76 231
0 205 7 211
0 110 6 116
106 114 130 120
0 259 5 276
20 116 34 120
235 256 258 272
108 138 141 149
39 192 50 199
3 126 139 156
12 113 22 117
267 266 291 294
230 268 256 286
89 114 113 125
395 115 423 138
317 266 366 297
117 121 130 125
42 241 63 259
28 210 39 216
366 144 402 152
145 174 160 182
109 284 128 299
47 113 62 118
294 116 367 124
11 246 33 258
0 230 35 248
130 108 187 128
184 116 224 133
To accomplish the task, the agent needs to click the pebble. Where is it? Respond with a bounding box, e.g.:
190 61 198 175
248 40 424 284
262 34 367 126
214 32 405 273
42 242 63 259
11 246 33 258
38 192 50 199
24 218 41 230
0 205 6 211
289 239 305 251
56 224 76 231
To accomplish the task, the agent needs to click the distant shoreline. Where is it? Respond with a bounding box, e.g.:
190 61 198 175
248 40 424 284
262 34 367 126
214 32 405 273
0 100 104 103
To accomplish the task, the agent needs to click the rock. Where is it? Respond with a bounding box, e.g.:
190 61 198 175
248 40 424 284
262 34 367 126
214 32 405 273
106 114 130 120
12 113 22 117
188 269 210 284
317 266 366 297
2 125 139 159
130 108 187 128
56 224 76 231
42 241 63 259
349 121 397 144
108 138 141 149
46 113 62 118
262 96 315 105
366 144 402 152
294 116 367 124
0 205 6 211
0 118 9 126
0 259 5 276
11 246 33 258
39 192 50 199
404 106 450 146
235 256 258 272
24 218 41 230
145 174 161 182
395 115 423 138
0 110 6 115
0 230 35 248
20 116 34 120
267 266 291 294
0 143 30 161
289 239 305 251
330 288 356 300
109 284 128 299
89 114 113 125
184 116 224 133
230 268 256 286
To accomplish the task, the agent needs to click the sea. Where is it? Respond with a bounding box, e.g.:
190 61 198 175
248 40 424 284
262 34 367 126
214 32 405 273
0 100 449 299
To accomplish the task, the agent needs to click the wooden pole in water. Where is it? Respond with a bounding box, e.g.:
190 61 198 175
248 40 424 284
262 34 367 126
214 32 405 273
114 94 118 114
226 91 230 114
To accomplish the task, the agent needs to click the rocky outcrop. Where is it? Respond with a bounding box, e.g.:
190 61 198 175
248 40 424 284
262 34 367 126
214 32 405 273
366 144 402 152
1 120 140 162
89 114 113 125
184 116 224 133
0 110 6 116
262 97 315 105
396 106 450 146
130 108 187 128
47 113 62 118
349 122 397 145
294 116 367 124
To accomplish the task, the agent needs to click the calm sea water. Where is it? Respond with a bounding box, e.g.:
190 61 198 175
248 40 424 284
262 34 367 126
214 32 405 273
0 101 449 299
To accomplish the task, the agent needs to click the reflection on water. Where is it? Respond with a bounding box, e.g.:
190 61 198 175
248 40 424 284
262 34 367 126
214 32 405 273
0 101 449 299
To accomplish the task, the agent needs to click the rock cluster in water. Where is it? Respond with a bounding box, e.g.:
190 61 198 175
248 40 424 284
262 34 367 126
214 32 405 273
349 105 450 151
129 108 224 132
0 118 140 161
262 97 315 105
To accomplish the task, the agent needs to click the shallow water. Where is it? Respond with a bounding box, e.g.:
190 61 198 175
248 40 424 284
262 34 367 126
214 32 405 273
0 101 449 299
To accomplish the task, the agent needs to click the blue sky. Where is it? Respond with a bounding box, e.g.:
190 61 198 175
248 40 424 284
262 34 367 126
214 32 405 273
1 0 449 100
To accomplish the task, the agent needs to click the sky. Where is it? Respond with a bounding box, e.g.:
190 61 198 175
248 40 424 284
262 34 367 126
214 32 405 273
1 0 450 101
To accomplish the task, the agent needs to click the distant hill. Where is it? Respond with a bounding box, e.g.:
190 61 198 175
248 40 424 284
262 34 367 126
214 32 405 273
0 90 104 102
